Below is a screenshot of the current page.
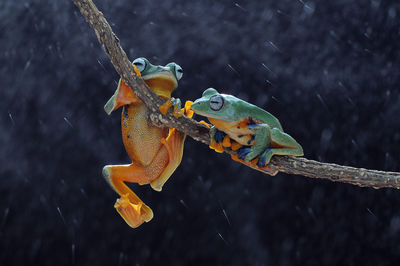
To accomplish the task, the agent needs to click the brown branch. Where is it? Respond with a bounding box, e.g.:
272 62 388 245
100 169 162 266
72 0 400 190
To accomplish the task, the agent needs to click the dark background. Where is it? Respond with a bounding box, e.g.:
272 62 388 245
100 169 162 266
1 0 400 265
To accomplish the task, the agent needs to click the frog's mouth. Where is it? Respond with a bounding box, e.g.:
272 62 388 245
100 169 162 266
104 71 178 115
143 71 178 99
190 100 217 118
189 102 206 116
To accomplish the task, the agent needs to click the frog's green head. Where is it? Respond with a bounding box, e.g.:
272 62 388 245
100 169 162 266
133 57 183 98
191 88 240 121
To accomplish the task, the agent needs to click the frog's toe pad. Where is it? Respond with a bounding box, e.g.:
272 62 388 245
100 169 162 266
182 101 194 118
237 147 251 160
257 148 272 167
159 99 173 115
214 130 226 143
209 140 224 153
114 195 153 228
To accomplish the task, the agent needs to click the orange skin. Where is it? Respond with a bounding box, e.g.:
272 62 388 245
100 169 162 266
103 64 193 228
202 118 278 175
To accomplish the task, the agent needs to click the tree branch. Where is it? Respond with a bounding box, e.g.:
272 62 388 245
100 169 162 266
72 0 400 190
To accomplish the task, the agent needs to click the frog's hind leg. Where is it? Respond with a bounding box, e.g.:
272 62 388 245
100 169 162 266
150 128 186 191
102 164 155 228
238 124 271 162
103 127 187 227
150 101 193 191
257 128 303 167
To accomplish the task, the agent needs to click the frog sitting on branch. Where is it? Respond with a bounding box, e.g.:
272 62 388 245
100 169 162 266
190 88 303 175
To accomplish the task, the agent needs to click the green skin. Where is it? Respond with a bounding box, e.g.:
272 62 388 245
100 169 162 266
104 57 184 115
131 57 183 84
190 88 303 167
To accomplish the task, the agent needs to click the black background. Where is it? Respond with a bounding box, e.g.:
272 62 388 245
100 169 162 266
1 0 400 265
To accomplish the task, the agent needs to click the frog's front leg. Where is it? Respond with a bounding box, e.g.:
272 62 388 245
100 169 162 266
237 124 271 162
104 79 141 115
210 126 226 143
208 126 232 153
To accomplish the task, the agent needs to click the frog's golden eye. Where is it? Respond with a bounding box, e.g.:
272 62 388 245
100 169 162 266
210 95 224 111
175 65 183 80
132 58 146 72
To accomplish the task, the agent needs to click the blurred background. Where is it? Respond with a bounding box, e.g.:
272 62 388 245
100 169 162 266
1 0 400 265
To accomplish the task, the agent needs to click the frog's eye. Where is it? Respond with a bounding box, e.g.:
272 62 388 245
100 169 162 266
175 65 183 80
210 95 224 111
132 58 146 72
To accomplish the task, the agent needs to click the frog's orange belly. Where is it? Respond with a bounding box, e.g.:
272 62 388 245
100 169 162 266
121 104 168 166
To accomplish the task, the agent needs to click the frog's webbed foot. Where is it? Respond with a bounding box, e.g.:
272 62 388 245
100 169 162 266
114 194 152 228
231 147 277 175
159 98 174 115
181 100 194 118
208 126 224 153
237 147 252 160
102 165 154 228
213 128 226 143
159 98 193 118
209 127 235 153
257 148 273 167
172 99 195 118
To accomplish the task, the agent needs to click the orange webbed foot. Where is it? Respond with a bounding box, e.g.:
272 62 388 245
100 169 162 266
114 194 153 228
209 139 224 153
159 98 190 118
159 99 174 115
181 101 194 118
173 99 195 118
208 126 225 153
222 135 232 148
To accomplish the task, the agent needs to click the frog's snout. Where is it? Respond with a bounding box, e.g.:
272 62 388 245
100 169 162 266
190 100 202 112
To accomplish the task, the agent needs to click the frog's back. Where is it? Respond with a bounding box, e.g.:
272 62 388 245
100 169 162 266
235 99 283 131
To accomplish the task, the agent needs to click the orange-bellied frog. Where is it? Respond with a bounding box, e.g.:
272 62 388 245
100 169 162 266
190 88 303 174
102 57 193 228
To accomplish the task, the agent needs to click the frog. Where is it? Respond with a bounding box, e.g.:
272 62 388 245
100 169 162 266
190 88 303 174
102 57 193 228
